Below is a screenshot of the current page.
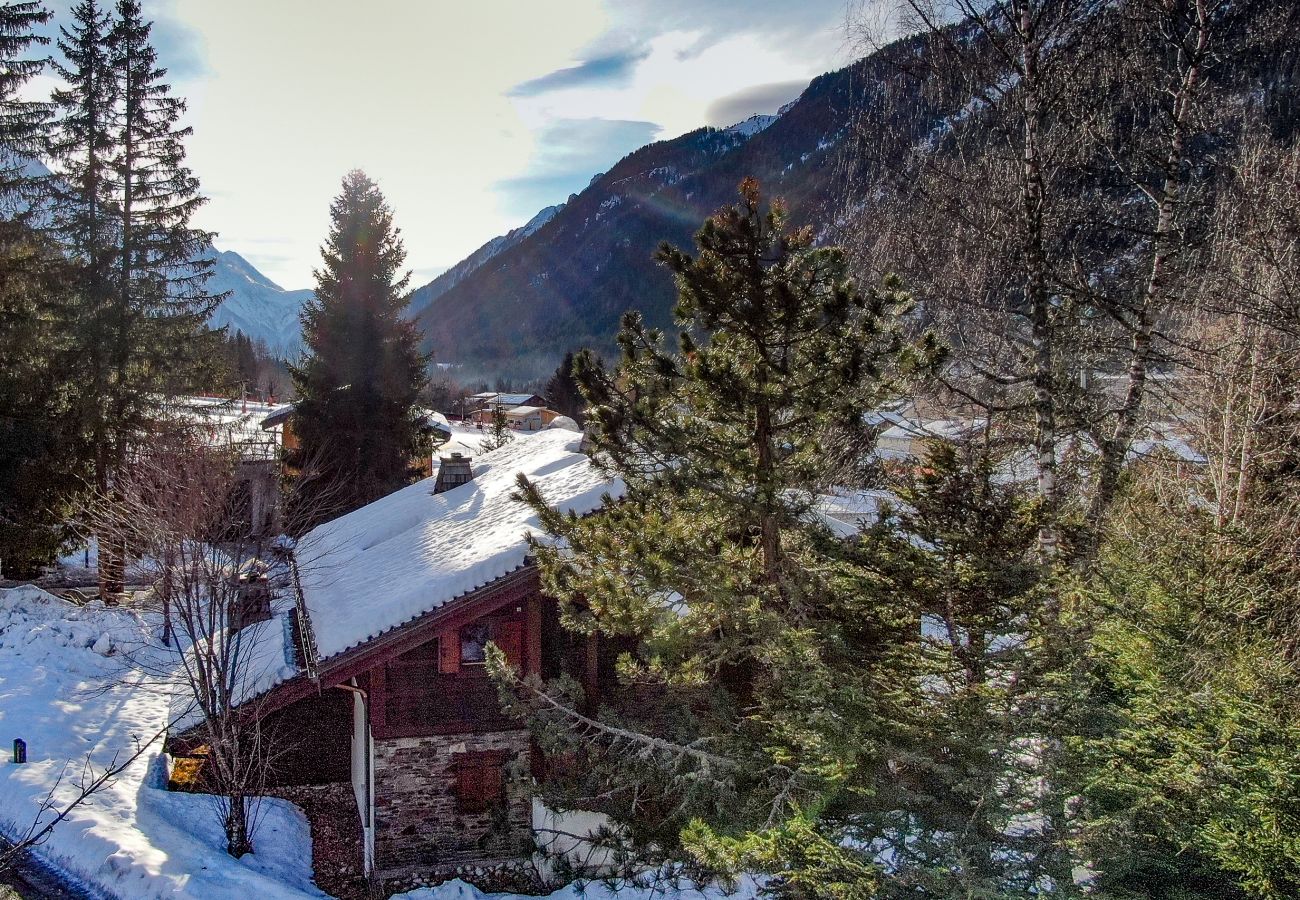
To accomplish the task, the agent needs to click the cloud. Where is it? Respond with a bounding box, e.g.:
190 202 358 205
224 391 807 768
704 79 808 127
509 45 651 97
494 118 661 218
601 0 849 58
147 5 210 81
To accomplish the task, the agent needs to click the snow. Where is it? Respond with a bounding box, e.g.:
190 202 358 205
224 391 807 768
295 429 621 661
394 874 763 900
722 114 777 138
545 416 580 432
207 250 313 359
0 585 328 899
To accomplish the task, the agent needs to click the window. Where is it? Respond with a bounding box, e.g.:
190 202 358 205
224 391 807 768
460 622 489 665
453 750 508 813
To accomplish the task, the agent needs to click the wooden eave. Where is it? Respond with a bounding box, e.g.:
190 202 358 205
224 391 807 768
170 564 542 744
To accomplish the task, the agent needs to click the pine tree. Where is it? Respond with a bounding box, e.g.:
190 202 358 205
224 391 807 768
508 181 942 889
480 402 513 452
289 170 430 526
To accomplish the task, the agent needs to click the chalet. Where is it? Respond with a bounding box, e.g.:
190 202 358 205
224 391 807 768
874 416 987 462
168 430 622 893
467 392 546 412
503 405 561 432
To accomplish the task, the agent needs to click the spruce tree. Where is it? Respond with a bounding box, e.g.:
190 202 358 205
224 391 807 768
0 232 83 577
0 0 50 217
47 0 219 592
480 402 513 452
0 1 86 575
850 445 1083 897
508 180 941 889
105 0 220 387
290 170 430 525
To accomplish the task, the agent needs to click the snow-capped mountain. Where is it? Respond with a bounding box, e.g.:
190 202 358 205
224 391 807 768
404 202 565 321
207 250 312 359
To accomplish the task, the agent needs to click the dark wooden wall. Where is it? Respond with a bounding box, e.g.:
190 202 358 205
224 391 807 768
263 687 353 786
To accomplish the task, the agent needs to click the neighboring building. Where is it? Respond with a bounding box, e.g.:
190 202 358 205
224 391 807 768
259 405 453 478
172 396 295 536
168 431 622 893
502 405 561 432
467 392 545 413
874 416 987 462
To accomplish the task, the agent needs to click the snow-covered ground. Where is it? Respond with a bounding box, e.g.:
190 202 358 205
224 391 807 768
0 586 756 900
0 586 327 900
395 875 762 900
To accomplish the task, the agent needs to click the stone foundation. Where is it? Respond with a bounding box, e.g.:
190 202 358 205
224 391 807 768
372 729 533 879
379 857 542 895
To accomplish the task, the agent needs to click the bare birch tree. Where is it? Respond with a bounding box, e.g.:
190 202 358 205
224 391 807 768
81 430 339 857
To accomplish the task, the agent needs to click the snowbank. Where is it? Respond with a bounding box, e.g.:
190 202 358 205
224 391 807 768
0 585 327 899
394 874 763 900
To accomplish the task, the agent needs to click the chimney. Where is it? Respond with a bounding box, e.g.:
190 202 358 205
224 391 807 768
434 451 474 494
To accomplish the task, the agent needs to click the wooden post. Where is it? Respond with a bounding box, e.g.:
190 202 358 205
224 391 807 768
526 595 542 677
584 633 599 712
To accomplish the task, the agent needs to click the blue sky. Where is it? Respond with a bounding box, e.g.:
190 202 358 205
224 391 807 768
37 0 853 288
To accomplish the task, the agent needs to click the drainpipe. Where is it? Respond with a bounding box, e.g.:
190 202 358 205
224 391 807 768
333 683 373 840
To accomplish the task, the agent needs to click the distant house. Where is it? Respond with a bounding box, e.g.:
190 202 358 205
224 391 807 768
874 416 987 462
172 396 295 536
502 405 561 432
260 404 453 478
468 392 545 413
168 431 623 893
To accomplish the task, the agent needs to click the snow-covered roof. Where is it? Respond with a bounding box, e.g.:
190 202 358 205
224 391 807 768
504 405 544 417
294 429 621 662
879 417 986 442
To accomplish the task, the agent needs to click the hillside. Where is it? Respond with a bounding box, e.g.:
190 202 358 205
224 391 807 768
207 250 313 359
411 42 942 380
405 202 564 322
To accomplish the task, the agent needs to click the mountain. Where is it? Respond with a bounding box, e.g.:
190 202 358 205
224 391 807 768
207 250 312 359
410 42 943 380
405 202 564 322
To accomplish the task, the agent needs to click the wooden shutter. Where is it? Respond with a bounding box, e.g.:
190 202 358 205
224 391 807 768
453 751 507 813
438 628 460 674
494 620 524 671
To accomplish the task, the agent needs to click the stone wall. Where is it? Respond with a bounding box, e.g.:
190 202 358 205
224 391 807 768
371 729 533 879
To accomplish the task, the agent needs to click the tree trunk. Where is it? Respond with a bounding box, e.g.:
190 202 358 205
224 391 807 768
1087 0 1209 540
1017 0 1058 557
224 793 252 858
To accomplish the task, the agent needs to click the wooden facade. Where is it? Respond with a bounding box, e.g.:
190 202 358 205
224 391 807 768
190 565 605 886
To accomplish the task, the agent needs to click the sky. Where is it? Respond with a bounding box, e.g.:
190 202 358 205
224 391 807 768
39 0 856 289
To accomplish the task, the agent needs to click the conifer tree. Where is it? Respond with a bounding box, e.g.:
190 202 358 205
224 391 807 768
508 181 941 889
544 349 586 421
290 170 430 526
0 1 50 217
47 0 219 592
0 1 86 575
480 402 513 452
851 445 1083 897
0 229 83 576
